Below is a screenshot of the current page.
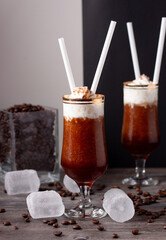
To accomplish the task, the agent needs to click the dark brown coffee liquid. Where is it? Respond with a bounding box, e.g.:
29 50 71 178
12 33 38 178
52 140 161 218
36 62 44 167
61 116 108 186
121 104 160 158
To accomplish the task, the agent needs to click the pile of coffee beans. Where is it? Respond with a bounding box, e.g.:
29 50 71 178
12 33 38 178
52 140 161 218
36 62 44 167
0 104 57 171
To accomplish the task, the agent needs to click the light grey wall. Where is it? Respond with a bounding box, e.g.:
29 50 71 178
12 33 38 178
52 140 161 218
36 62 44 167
0 0 83 159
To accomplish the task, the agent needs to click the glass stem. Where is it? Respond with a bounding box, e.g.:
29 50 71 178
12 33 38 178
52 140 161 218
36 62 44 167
135 158 146 180
79 186 92 209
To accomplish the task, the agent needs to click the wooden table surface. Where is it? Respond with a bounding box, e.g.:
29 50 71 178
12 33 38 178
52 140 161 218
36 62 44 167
0 168 166 240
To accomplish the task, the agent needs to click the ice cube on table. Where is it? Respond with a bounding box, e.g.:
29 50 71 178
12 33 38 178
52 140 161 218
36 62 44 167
5 169 40 195
103 188 135 223
26 190 65 219
63 175 80 193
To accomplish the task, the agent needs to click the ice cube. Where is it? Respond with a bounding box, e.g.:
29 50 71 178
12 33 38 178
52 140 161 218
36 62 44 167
103 188 135 223
26 190 65 219
63 175 80 193
5 169 40 195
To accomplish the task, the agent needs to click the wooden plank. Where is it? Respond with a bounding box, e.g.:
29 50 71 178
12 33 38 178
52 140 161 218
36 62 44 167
0 168 166 240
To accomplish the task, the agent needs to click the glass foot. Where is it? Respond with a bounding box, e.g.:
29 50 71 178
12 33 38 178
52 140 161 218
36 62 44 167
64 205 107 220
122 176 159 186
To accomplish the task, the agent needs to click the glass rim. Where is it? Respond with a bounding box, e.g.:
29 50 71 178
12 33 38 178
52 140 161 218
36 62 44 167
63 94 105 103
123 82 159 89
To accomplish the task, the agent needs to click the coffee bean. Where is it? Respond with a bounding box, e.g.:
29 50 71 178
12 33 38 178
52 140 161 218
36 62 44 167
48 220 57 225
0 208 6 213
22 213 28 218
53 223 59 228
143 192 151 197
163 225 166 229
112 233 119 238
92 219 99 224
132 229 139 235
25 217 31 222
147 218 154 223
43 219 49 224
62 192 67 197
3 221 11 226
74 193 79 197
61 220 69 225
97 225 104 231
50 218 57 223
14 226 19 230
128 185 134 189
112 185 120 189
136 190 143 195
53 231 62 236
70 195 75 200
69 219 76 224
73 224 82 230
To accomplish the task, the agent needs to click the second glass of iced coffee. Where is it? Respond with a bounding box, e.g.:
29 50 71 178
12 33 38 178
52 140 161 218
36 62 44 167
121 75 160 186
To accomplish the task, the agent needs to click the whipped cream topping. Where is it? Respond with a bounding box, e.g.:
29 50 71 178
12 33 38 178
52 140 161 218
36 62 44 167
128 74 153 86
70 86 96 99
124 75 158 107
63 103 104 120
63 87 103 120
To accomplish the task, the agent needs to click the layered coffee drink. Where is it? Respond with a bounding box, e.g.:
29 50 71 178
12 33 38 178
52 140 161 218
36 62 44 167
121 74 160 185
61 87 108 187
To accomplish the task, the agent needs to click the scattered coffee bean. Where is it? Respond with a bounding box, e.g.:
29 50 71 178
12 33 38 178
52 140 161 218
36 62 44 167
147 218 154 223
112 185 120 189
25 217 31 222
128 185 134 189
92 219 99 224
48 220 57 225
14 226 18 230
53 231 62 236
0 208 6 213
97 225 104 231
22 213 29 218
158 190 166 197
73 224 82 230
136 190 143 195
3 221 11 226
132 229 139 235
112 233 119 238
70 195 75 200
74 193 79 197
143 192 151 197
53 223 59 228
43 219 49 224
61 220 69 225
50 218 57 222
163 225 166 229
62 192 67 197
69 219 76 225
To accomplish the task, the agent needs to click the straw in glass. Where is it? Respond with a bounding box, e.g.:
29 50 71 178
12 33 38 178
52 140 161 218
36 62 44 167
90 21 117 93
127 22 141 79
153 17 166 84
58 38 76 93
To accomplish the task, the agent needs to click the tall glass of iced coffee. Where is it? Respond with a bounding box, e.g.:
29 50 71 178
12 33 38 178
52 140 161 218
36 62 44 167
61 87 108 219
121 75 160 186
